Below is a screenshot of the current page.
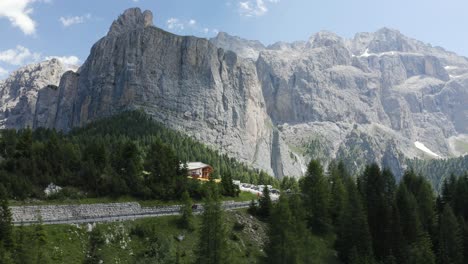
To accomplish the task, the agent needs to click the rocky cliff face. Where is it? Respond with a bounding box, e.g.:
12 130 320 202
2 8 467 178
27 8 302 177
0 59 68 129
216 28 468 177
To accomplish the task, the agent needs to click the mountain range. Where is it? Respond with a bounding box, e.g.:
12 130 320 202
1 7 467 179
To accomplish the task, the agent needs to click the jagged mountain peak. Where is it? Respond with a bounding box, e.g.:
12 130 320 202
307 30 345 48
367 27 418 53
210 32 266 60
108 7 154 37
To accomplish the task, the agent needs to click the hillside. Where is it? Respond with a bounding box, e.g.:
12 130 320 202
0 111 277 200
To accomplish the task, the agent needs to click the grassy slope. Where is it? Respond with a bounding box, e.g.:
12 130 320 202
22 210 265 264
20 209 339 264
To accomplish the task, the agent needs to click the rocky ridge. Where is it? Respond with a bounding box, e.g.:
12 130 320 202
0 59 68 129
2 8 468 178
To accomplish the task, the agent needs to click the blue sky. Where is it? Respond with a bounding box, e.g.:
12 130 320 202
0 0 467 78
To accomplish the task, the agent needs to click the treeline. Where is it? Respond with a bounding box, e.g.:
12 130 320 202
260 160 468 264
0 111 277 200
407 155 468 192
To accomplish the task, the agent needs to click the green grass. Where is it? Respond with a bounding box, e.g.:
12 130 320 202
10 191 258 207
37 224 88 263
17 209 267 264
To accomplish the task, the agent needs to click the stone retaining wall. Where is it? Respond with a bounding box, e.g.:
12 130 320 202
11 202 180 223
10 201 250 225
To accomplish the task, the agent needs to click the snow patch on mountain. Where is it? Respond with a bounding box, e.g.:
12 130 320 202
414 141 440 158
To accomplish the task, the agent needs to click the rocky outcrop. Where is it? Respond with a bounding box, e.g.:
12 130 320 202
0 59 67 129
2 8 468 179
210 32 266 60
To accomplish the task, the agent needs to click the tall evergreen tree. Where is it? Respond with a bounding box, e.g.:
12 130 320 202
196 184 230 264
329 164 348 227
263 194 313 264
220 170 239 197
300 160 330 234
179 190 194 231
257 186 272 220
437 205 463 264
336 179 374 263
358 164 396 260
408 232 436 264
144 140 187 199
0 185 13 250
396 184 422 249
402 170 436 234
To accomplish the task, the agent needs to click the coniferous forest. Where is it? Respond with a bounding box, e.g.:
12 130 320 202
260 161 468 264
0 111 467 263
0 111 276 201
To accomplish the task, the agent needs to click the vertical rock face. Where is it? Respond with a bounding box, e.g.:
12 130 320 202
0 59 67 129
2 8 468 178
31 8 299 176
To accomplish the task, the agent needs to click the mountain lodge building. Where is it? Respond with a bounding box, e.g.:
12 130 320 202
184 162 213 180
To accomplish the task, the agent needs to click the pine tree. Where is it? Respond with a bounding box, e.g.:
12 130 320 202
196 184 230 264
263 194 312 264
258 186 272 220
358 164 396 260
144 140 187 199
402 170 436 234
0 185 13 250
329 169 348 227
220 170 239 197
247 199 258 216
300 160 330 234
408 232 435 264
34 219 50 263
336 179 374 263
14 226 34 264
179 190 194 231
396 184 422 246
437 205 463 264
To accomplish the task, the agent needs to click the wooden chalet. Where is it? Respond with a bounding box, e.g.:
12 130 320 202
183 162 214 180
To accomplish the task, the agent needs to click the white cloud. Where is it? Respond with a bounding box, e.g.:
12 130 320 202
167 18 184 31
238 0 279 17
0 46 81 75
0 45 41 66
59 13 91 27
0 0 41 35
0 67 8 79
45 55 80 65
167 18 216 35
